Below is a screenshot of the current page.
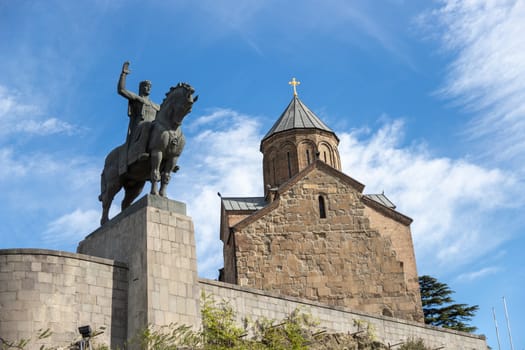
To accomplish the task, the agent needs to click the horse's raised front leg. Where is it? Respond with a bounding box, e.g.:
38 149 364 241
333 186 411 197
150 150 162 195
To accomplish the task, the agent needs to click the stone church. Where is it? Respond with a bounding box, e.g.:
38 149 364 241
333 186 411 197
219 83 424 322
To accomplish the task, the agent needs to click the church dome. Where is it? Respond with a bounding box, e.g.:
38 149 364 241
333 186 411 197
261 94 338 144
260 79 341 195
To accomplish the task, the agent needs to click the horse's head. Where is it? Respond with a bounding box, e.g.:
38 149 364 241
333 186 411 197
158 82 198 126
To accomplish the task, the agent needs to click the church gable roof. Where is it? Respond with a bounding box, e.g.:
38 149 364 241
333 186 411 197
228 160 412 230
364 193 396 209
231 160 364 231
278 160 365 194
221 197 267 212
362 194 413 225
262 95 336 142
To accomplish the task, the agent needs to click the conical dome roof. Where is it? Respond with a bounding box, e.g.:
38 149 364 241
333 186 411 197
262 95 337 142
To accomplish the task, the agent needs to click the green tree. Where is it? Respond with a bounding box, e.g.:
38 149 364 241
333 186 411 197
419 275 479 333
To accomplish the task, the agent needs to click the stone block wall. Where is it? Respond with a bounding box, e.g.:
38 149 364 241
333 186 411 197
200 279 487 350
0 249 128 349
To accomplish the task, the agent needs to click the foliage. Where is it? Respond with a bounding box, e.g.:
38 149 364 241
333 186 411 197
133 323 200 350
1 329 53 350
398 338 431 350
3 294 462 349
0 328 108 350
252 308 318 350
200 292 246 349
353 319 377 341
419 275 479 333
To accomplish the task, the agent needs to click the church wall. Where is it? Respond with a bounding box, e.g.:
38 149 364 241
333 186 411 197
200 279 487 350
232 167 423 321
363 205 421 303
0 249 128 349
221 210 238 284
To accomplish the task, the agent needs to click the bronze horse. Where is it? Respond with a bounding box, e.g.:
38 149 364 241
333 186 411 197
99 83 198 225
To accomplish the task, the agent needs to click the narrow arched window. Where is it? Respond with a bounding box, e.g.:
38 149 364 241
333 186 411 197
318 195 326 218
306 150 311 165
287 152 292 178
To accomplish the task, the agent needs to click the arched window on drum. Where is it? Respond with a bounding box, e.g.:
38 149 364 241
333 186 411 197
298 140 316 171
318 142 334 167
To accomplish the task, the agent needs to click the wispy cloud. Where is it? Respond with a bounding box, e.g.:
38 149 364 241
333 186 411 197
43 209 100 246
0 85 76 137
423 1 525 168
186 0 414 65
11 118 75 135
456 266 501 282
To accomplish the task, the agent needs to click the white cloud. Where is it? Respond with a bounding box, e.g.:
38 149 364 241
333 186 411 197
0 85 76 137
43 209 100 247
13 118 75 135
338 119 522 274
424 0 525 167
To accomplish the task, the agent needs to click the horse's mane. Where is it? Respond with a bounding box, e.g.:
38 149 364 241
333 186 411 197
160 82 193 109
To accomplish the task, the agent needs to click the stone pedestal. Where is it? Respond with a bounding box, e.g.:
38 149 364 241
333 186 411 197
77 195 200 342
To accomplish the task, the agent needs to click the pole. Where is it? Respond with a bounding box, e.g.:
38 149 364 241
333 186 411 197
502 296 514 350
492 307 501 350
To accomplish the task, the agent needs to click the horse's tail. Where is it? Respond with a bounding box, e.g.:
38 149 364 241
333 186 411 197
99 168 107 202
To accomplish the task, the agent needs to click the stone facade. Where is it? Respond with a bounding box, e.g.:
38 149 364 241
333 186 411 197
222 161 423 321
0 249 128 349
363 197 420 298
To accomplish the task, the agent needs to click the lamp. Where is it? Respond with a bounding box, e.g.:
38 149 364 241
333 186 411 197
78 325 92 339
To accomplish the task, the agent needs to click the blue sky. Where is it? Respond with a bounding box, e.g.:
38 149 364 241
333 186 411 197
1 0 524 347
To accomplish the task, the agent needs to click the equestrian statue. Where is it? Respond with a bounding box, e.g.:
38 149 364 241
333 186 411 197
99 61 198 225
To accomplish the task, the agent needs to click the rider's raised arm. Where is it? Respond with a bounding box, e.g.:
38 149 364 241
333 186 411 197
117 61 138 100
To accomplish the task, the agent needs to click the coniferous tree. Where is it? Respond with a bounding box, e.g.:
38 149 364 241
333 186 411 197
419 275 479 333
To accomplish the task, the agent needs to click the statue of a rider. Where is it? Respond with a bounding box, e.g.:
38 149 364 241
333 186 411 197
117 61 160 174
